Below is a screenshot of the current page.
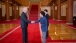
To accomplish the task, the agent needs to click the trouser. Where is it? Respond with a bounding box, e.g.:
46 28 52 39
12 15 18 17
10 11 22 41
42 32 46 43
46 30 48 38
22 27 28 43
46 26 48 38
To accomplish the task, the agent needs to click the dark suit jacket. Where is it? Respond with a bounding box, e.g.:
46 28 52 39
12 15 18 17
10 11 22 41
21 12 31 29
45 14 49 26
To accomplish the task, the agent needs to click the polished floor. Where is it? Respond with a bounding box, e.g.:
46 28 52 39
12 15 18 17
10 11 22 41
49 24 76 40
0 24 18 34
0 23 76 40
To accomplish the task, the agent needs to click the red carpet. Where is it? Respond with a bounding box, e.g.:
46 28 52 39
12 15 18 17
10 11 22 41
29 5 38 20
0 24 42 43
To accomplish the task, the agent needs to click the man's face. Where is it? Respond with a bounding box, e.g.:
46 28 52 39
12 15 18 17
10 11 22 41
23 7 28 14
24 10 28 14
24 9 28 17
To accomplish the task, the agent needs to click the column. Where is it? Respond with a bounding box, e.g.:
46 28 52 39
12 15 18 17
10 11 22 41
17 6 19 19
53 3 55 20
57 0 61 21
13 4 17 20
66 0 73 23
55 6 58 19
5 0 10 21
51 6 53 18
18 6 20 18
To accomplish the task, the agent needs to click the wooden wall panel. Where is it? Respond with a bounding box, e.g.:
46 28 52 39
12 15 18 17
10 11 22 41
51 10 53 18
61 16 66 20
16 10 19 19
55 10 58 19
12 7 14 19
2 4 5 20
60 7 66 20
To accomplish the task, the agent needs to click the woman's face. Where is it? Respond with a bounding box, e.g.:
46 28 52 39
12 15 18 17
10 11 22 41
40 13 43 17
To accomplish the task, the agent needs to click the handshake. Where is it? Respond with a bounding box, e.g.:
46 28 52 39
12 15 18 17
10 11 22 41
31 21 35 23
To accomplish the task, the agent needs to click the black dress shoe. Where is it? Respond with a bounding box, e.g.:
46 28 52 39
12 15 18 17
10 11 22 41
25 41 28 43
23 41 28 43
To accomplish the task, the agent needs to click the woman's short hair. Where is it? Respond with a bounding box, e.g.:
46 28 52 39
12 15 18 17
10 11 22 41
40 11 45 16
44 9 48 12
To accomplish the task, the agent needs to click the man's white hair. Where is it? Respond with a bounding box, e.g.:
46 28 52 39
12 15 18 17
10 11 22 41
23 7 28 13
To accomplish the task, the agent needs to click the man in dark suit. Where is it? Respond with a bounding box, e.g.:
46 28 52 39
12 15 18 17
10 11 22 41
44 9 49 38
21 7 31 43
